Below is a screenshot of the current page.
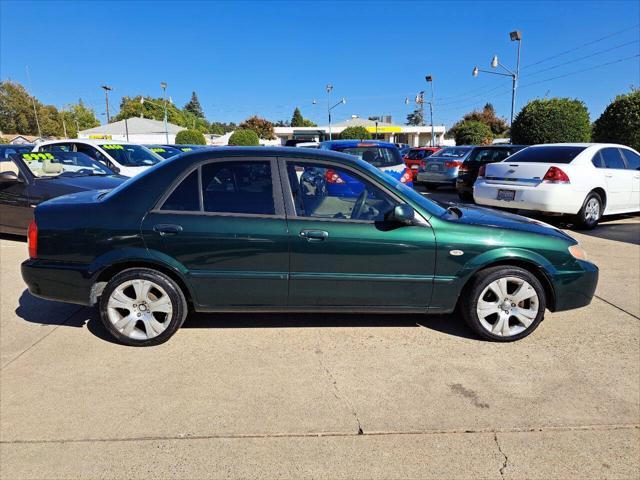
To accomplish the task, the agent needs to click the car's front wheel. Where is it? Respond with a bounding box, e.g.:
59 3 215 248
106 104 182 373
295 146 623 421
99 268 188 346
461 266 546 342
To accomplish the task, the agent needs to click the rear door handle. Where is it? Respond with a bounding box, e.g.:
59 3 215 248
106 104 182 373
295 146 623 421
153 224 183 236
299 229 328 242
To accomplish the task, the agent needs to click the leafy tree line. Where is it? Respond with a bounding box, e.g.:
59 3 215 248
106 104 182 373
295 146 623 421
0 81 99 138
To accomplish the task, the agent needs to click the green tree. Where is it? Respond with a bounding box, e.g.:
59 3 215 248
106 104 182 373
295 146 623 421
406 108 423 126
291 107 304 127
339 126 372 140
228 129 259 146
453 121 493 145
0 81 64 136
184 91 205 118
447 103 509 139
60 100 100 138
175 129 206 145
302 118 317 127
210 121 236 134
209 123 226 135
592 89 640 151
239 115 276 139
511 98 591 145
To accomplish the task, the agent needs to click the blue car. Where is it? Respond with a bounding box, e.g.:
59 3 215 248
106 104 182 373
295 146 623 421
317 140 412 196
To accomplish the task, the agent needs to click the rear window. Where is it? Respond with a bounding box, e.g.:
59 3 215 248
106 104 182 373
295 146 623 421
505 146 586 164
467 148 521 163
406 149 434 160
431 147 470 159
339 146 403 168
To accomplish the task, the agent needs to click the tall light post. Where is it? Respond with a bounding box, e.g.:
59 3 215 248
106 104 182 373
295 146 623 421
101 85 112 123
325 84 346 140
425 75 435 146
160 82 169 143
472 30 522 125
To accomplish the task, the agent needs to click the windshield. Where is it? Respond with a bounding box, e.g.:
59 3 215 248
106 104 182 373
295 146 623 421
100 144 161 166
355 159 447 217
1 145 33 158
147 146 180 159
339 145 403 168
431 147 471 159
17 151 113 178
505 146 586 164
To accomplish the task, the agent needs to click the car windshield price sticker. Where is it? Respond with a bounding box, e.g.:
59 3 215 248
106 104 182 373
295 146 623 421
103 144 124 150
22 153 54 161
151 148 166 153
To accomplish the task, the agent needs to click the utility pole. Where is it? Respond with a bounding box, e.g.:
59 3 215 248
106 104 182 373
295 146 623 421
426 75 435 146
25 66 42 138
161 82 169 144
101 85 112 123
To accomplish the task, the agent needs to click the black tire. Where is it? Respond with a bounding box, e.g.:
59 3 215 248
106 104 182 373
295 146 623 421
99 268 188 346
424 183 439 191
460 266 546 342
457 191 474 202
573 192 603 230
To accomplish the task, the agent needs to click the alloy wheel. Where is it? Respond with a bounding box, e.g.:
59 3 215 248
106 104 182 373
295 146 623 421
106 279 173 340
476 276 539 337
584 197 600 224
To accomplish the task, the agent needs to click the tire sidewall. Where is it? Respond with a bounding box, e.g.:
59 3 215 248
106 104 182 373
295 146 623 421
576 192 602 229
99 268 188 346
463 266 546 342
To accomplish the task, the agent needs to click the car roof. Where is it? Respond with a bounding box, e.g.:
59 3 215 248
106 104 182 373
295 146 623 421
472 144 527 149
168 146 368 164
320 139 397 148
37 139 135 146
526 142 632 149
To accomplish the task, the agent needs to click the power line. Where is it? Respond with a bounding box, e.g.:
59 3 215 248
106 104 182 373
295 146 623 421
522 23 639 69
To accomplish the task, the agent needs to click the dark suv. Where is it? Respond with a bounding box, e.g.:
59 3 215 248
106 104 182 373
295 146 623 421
456 145 526 201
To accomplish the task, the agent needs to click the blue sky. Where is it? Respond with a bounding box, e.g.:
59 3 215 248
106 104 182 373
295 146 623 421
1 0 638 127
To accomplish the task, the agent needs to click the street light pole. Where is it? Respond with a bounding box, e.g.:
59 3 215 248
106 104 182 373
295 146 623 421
160 82 168 144
472 30 522 125
101 85 112 123
426 75 435 146
326 84 333 140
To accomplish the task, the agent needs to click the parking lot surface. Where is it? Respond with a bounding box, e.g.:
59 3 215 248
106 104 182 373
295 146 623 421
1 191 638 479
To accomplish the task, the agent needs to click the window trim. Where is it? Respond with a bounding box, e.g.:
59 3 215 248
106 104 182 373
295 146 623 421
620 148 640 171
599 147 628 170
278 157 417 225
153 157 285 218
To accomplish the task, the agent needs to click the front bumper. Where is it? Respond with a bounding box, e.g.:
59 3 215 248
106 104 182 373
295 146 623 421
550 260 599 312
21 259 94 306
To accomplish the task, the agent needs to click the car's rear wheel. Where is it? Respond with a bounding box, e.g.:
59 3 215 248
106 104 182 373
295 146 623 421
461 266 546 342
573 192 602 230
99 268 188 346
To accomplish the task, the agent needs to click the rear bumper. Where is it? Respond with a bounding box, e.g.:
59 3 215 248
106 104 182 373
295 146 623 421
21 259 94 306
416 169 458 184
550 260 599 312
473 181 584 214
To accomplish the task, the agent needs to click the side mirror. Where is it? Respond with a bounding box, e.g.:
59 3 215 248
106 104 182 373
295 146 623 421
387 204 415 225
0 171 22 184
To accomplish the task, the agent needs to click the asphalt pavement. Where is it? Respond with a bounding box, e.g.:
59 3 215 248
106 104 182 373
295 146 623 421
1 187 638 479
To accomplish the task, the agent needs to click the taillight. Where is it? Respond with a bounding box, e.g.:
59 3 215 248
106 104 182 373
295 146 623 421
28 220 38 258
458 163 468 173
542 166 570 183
325 169 345 184
478 165 486 178
400 168 412 184
444 160 462 169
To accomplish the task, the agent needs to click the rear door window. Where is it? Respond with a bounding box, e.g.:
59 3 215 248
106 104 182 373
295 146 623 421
161 170 200 211
600 148 627 169
591 151 605 168
621 149 640 171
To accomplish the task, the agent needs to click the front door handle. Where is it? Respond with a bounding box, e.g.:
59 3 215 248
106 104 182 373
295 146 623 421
299 229 328 242
153 224 183 236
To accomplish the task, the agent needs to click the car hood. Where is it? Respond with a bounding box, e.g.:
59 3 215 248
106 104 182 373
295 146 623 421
46 175 126 190
448 204 575 242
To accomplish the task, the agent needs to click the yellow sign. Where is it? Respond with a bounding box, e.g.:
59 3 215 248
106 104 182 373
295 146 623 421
365 126 402 133
89 135 112 139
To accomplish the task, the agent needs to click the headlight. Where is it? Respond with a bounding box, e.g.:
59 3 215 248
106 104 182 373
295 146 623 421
568 244 588 261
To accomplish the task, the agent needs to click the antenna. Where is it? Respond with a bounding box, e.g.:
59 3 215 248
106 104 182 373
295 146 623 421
25 66 42 138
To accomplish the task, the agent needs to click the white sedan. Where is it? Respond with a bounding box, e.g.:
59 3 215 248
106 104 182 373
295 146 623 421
473 143 640 228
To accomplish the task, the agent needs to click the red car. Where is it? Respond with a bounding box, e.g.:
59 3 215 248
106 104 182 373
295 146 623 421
403 147 441 180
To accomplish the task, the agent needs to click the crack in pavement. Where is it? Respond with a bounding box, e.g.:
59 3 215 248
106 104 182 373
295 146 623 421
494 432 508 479
2 423 636 446
594 295 640 320
316 349 363 435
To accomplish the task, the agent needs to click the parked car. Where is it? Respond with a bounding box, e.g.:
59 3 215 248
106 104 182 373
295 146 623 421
456 145 526 201
0 150 125 235
404 147 441 180
416 146 474 189
22 147 598 346
167 144 207 153
34 140 162 177
395 143 411 157
319 140 412 188
0 144 35 159
474 143 640 229
144 145 182 159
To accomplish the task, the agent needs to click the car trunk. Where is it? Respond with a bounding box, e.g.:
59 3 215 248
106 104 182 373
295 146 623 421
484 162 559 186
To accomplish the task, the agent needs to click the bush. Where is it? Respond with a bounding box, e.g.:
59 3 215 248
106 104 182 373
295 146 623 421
228 129 260 146
175 129 206 145
339 126 372 140
453 121 493 145
592 89 640 151
511 98 591 145
239 116 276 139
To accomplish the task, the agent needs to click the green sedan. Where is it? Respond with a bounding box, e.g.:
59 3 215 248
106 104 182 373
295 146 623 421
21 147 598 346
